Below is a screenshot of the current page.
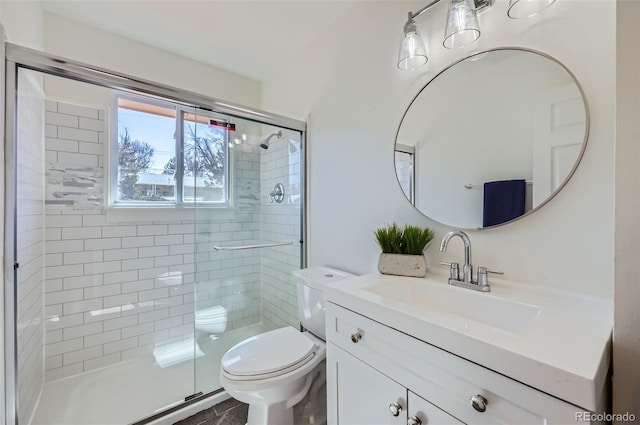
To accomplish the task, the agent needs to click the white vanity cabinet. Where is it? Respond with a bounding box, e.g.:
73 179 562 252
327 342 463 425
325 302 595 425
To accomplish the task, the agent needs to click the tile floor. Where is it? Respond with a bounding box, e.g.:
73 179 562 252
174 398 248 425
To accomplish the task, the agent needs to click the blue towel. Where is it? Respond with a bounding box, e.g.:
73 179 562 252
483 179 526 227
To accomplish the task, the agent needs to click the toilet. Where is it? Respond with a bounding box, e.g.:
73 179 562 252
219 266 354 425
195 305 228 335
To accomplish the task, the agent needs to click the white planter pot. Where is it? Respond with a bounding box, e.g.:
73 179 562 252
378 253 427 278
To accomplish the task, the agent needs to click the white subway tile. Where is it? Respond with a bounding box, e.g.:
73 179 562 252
46 337 83 356
83 261 121 275
102 226 136 238
122 257 154 271
45 125 57 138
57 102 99 119
168 324 193 338
63 274 103 290
46 111 79 128
139 267 168 280
46 329 63 344
45 100 58 112
63 298 103 315
138 309 168 324
63 322 102 340
45 313 83 331
154 235 183 246
139 288 168 302
58 152 98 167
83 307 121 324
169 244 195 255
137 225 168 236
103 337 137 355
63 250 103 265
84 329 121 347
103 315 138 332
103 270 138 285
138 245 169 258
47 264 84 279
83 283 121 299
63 345 102 365
103 292 138 309
45 253 63 267
84 238 121 251
168 224 194 234
121 322 154 339
155 255 183 267
82 215 108 227
44 304 63 319
122 236 155 248
103 247 138 262
78 141 104 156
78 116 104 132
45 228 61 241
46 137 78 153
121 279 154 293
45 289 83 306
45 279 63 293
45 355 62 370
138 330 169 345
46 215 82 228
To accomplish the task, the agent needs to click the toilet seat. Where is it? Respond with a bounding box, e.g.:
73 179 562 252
221 327 318 380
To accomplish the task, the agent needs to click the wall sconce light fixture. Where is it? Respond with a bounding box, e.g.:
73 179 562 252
397 0 557 70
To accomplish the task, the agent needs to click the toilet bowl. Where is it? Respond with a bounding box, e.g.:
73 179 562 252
195 305 227 335
219 266 355 425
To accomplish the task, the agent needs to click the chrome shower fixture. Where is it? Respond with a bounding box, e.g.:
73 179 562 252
397 0 556 70
260 130 282 150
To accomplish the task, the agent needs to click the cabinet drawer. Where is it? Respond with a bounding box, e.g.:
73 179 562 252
326 302 581 425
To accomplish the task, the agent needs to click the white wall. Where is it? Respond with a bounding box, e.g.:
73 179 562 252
0 1 44 50
613 0 640 419
43 13 261 109
262 0 615 298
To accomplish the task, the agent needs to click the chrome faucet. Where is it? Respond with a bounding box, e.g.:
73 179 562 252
439 230 473 284
439 230 502 292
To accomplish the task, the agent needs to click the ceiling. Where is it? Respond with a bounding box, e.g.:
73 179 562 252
37 0 359 82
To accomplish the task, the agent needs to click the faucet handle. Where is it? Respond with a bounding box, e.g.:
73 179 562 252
439 261 460 281
477 267 503 290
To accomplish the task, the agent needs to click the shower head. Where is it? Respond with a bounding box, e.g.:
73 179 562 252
260 130 282 150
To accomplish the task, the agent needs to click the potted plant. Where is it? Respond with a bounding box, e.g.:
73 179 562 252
375 223 435 278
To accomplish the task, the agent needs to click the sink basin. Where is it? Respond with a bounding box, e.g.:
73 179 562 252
365 278 542 334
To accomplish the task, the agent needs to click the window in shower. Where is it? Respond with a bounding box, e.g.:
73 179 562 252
112 94 230 206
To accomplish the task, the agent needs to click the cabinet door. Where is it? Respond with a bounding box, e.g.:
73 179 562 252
407 391 464 425
327 343 406 425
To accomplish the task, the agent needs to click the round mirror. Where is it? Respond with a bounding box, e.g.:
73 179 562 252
395 48 589 229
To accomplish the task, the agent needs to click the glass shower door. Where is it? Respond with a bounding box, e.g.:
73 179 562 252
191 110 303 395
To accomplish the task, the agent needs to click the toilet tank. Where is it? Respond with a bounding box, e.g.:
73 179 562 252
293 266 355 340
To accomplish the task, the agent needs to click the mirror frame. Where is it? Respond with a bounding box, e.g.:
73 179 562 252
394 47 591 229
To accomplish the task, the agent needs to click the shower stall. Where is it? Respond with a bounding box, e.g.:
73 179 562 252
4 44 306 425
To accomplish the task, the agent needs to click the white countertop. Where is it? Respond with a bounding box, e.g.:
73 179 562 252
323 271 612 412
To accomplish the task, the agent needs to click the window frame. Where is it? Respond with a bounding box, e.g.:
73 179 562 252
109 92 232 208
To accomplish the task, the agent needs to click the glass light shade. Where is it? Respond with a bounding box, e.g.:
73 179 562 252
398 20 428 70
507 0 557 19
443 0 481 49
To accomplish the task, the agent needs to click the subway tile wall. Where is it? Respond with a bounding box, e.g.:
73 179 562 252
16 69 46 424
43 100 262 382
260 130 302 329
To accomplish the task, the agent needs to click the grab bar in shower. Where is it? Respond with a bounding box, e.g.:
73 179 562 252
213 241 293 251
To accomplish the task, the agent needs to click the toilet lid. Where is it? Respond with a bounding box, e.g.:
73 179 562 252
221 327 317 377
196 306 226 319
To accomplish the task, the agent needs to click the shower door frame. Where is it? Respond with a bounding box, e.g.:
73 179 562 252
3 42 307 425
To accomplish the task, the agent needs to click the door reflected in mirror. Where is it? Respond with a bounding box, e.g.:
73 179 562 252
395 48 588 229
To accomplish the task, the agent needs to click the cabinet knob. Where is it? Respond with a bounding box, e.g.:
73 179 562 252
388 402 402 417
407 416 422 425
350 332 362 343
470 394 488 412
